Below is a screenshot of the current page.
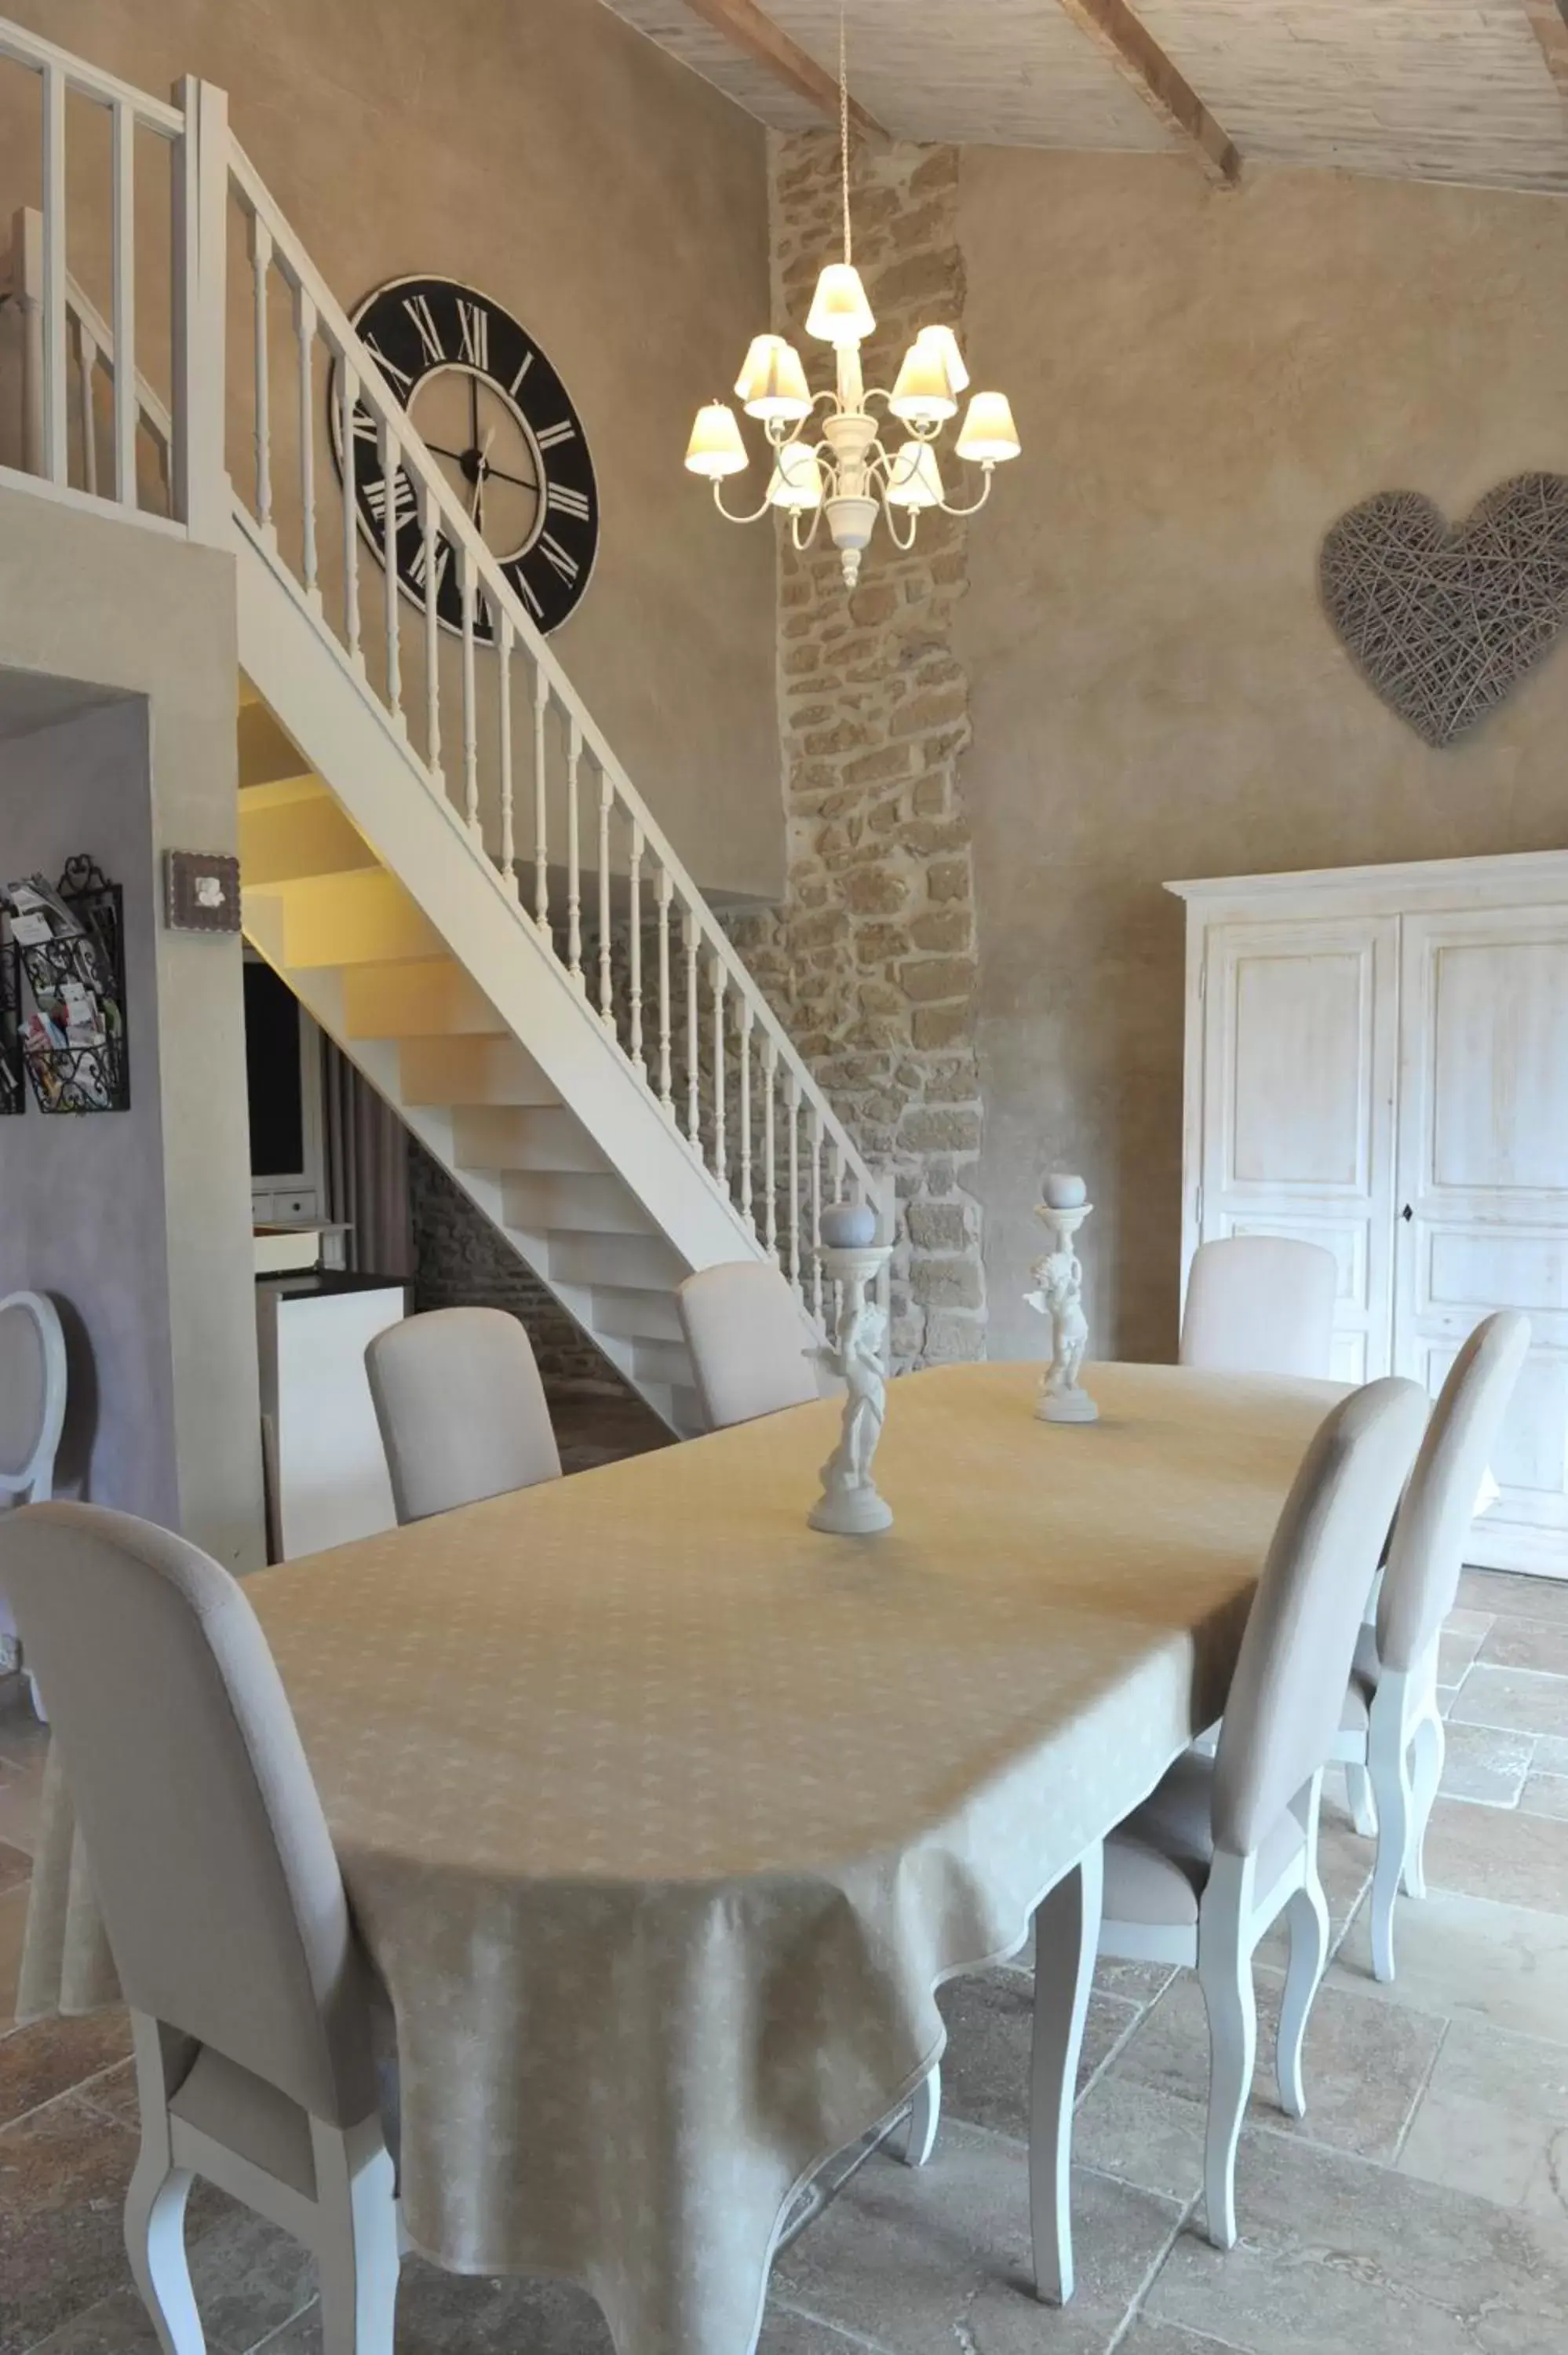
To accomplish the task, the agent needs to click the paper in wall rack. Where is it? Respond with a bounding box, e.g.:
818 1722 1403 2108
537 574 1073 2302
0 858 129 1114
0 910 21 1117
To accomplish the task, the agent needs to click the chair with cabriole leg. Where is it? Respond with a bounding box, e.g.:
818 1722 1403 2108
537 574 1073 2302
0 1502 399 2355
904 1378 1428 2255
1180 1236 1338 1380
1334 1311 1530 1984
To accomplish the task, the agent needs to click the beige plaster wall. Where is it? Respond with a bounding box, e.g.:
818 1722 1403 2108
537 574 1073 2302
959 152 1568 1365
0 0 781 896
0 485 264 1570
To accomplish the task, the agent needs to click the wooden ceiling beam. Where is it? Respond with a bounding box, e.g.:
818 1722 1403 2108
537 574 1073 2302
1522 0 1568 97
679 0 891 148
1055 0 1241 187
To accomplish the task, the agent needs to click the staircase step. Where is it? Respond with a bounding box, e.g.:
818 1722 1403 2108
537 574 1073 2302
240 788 380 889
452 1105 607 1173
633 1336 695 1389
342 960 508 1041
591 1287 686 1345
400 1035 560 1108
502 1173 650 1236
548 1232 687 1294
282 870 445 968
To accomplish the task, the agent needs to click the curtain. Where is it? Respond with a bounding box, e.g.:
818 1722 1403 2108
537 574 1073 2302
320 1034 413 1280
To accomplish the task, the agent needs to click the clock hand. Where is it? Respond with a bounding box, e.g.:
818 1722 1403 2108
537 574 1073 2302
470 425 497 537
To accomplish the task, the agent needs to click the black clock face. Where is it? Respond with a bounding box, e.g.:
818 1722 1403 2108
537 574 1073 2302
331 275 598 640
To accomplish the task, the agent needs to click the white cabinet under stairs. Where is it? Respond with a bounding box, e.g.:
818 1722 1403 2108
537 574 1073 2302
0 21 881 1431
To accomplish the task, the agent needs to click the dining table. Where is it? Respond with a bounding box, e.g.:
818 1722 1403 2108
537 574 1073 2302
19 1358 1346 2355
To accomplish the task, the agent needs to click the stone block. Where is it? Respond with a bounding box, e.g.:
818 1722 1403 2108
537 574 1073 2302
889 686 968 740
842 867 910 915
911 1004 969 1050
913 1256 984 1310
899 1104 983 1153
924 1311 987 1364
926 858 970 902
899 954 976 1003
907 1199 968 1252
909 908 971 953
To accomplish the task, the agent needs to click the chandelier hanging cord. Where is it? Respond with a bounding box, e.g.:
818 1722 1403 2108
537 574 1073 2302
840 7 852 268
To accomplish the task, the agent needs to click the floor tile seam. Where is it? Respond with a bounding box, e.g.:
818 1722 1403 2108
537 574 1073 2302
0 2076 137 2138
1081 1986 1159 2103
771 2292 899 2353
1106 2186 1203 2354
1387 2012 1451 2167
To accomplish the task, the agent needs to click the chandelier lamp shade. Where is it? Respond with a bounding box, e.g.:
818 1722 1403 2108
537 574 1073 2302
684 287 1020 588
683 20 1018 588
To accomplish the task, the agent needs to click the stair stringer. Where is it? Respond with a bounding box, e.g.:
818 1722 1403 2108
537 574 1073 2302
233 518 796 1432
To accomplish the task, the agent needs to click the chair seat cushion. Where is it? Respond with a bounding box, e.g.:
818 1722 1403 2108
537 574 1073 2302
169 2045 317 2197
1103 1748 1307 1930
1339 1623 1381 1734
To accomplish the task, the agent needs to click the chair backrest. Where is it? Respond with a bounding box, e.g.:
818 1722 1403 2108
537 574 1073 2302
0 1291 67 1501
366 1305 560 1524
677 1261 820 1431
1180 1236 1339 1380
0 1501 378 2125
1377 1311 1531 1675
1213 1375 1429 1856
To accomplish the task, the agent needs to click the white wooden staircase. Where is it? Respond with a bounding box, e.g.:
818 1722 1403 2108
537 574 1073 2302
0 23 881 1429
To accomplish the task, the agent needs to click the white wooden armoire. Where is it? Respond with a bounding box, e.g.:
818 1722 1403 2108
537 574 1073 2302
1169 851 1568 1580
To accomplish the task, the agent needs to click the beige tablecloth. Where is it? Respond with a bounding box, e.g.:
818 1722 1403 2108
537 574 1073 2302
21 1360 1342 2355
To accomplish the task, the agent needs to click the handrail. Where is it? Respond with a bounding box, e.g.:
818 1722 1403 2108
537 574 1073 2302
224 133 877 1260
0 20 184 132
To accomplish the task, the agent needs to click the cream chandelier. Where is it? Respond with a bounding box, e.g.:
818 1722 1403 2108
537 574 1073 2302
684 20 1020 589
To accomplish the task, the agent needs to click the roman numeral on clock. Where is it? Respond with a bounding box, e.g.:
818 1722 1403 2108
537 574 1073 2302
407 533 452 599
535 419 576 452
546 481 592 523
538 531 580 586
364 469 418 530
402 292 446 367
457 298 489 371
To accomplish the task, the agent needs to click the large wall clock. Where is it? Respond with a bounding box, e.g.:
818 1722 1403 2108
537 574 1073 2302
332 274 599 641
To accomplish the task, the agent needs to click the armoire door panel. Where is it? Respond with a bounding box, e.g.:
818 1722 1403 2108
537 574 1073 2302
1200 917 1398 1379
1396 904 1568 1576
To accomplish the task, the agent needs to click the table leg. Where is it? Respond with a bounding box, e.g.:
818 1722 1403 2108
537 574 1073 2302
1029 1840 1105 2306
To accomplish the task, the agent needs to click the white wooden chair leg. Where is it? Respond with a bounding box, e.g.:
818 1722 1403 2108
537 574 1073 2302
1274 1872 1328 2120
1367 1715 1414 1985
312 2119 400 2355
124 2150 203 2355
899 2063 940 2167
1028 1842 1103 2308
1343 1761 1377 1838
1403 1712 1443 1901
1195 1864 1256 2253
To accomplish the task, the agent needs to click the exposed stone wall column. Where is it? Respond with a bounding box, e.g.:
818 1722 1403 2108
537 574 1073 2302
731 132 986 1371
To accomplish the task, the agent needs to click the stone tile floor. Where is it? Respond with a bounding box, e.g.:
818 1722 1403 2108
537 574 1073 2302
2 1565 1566 2355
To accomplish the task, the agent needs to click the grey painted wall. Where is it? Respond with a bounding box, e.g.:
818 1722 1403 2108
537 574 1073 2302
0 697 180 1523
0 487 263 1570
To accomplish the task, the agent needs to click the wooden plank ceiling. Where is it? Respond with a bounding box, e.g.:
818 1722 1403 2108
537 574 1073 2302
600 0 1568 192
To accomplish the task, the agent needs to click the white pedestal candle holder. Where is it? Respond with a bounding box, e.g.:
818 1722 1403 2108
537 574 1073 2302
808 1241 895 1534
1024 1180 1098 1425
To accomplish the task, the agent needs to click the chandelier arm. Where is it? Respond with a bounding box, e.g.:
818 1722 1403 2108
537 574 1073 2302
712 479 777 526
935 463 997 521
877 491 921 553
790 506 825 550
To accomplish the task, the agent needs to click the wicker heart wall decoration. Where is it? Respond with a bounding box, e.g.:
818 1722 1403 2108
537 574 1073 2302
1319 473 1568 747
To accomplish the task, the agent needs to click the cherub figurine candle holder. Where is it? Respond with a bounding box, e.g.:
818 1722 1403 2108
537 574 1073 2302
1024 1174 1098 1424
809 1201 894 1534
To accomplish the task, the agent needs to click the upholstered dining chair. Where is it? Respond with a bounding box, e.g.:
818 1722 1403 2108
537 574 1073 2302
366 1305 560 1523
0 1288 68 1716
1334 1310 1530 1984
0 1501 398 2355
677 1261 821 1430
1180 1236 1338 1380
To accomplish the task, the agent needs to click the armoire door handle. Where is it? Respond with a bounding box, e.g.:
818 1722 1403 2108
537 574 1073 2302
1401 1204 1413 1222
